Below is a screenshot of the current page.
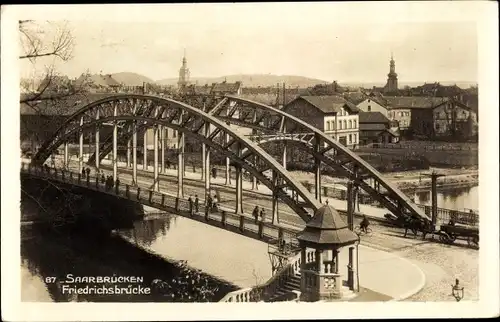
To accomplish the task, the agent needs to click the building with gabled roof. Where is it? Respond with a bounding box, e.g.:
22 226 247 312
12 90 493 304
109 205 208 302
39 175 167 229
283 95 360 148
358 111 400 144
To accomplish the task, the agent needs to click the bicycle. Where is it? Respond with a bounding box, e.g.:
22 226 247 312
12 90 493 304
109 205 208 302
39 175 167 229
354 225 373 236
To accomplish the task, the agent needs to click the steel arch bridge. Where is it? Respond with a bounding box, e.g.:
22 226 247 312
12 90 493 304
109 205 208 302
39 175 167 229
95 93 428 222
31 94 322 223
208 95 430 222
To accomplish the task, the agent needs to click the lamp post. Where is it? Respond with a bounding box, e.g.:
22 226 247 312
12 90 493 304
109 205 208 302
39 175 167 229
451 278 464 302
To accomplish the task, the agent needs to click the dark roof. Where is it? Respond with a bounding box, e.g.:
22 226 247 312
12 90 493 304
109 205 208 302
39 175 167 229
384 96 448 109
297 205 359 247
358 111 389 124
360 123 387 131
211 81 242 94
343 91 368 105
297 95 360 114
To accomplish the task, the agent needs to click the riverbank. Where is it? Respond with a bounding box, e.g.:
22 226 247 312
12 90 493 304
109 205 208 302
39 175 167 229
286 167 478 193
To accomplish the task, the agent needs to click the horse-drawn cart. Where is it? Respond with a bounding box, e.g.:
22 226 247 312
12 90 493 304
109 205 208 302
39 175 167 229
436 224 479 248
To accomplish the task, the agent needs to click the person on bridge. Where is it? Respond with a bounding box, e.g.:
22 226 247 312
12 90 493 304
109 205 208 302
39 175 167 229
325 199 329 205
252 206 259 223
360 215 370 233
260 208 266 222
81 167 86 179
115 177 120 190
212 167 217 179
212 195 219 211
188 196 194 215
194 195 199 213
85 167 91 179
101 172 106 184
166 159 171 169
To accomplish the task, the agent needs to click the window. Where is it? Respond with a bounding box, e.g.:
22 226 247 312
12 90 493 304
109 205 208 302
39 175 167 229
435 124 440 130
367 105 371 112
326 121 331 131
173 130 177 138
332 120 336 130
399 112 403 117
339 121 342 130
349 120 352 129
353 134 357 143
343 120 347 129
405 112 410 117
353 120 357 128
349 134 352 143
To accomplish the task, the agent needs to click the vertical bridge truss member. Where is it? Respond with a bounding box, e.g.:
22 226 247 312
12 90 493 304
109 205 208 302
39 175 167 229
32 94 323 223
206 95 430 222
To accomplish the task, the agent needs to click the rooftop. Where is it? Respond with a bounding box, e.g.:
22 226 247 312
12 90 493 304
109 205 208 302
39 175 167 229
358 111 389 124
384 96 449 109
293 95 360 114
297 205 359 247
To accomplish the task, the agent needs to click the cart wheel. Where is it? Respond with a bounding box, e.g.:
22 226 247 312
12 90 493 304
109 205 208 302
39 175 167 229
448 233 457 242
468 235 479 248
439 233 449 243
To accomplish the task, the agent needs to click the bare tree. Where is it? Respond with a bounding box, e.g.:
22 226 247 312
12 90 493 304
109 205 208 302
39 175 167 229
19 20 94 154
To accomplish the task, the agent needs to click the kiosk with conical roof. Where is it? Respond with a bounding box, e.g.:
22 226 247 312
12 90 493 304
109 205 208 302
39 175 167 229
297 204 360 301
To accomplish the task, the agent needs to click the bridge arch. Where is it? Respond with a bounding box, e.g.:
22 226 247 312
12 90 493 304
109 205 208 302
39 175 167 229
32 94 322 222
208 95 429 222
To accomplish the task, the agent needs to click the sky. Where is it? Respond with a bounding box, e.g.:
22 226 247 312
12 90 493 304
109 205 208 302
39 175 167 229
17 3 480 84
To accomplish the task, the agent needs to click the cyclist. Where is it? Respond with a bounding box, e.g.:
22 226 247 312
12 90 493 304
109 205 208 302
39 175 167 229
360 215 370 234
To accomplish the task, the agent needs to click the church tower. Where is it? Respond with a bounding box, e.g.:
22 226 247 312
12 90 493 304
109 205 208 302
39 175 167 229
178 50 190 89
384 53 398 94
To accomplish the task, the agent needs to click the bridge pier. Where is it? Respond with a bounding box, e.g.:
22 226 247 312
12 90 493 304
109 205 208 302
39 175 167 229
201 143 206 180
235 143 243 214
132 121 137 185
160 125 165 174
204 122 211 203
153 123 159 192
272 170 279 224
225 133 231 185
177 122 185 198
143 130 148 171
126 137 131 168
64 142 69 170
314 134 322 203
112 104 118 180
282 142 287 170
79 115 84 173
95 109 100 171
252 155 257 190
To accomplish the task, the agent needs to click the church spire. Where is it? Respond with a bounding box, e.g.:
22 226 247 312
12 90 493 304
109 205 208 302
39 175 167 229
178 49 190 89
384 52 398 94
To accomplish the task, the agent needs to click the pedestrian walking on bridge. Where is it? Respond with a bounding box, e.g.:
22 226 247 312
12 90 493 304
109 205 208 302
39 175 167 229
188 196 194 216
81 167 86 179
194 195 199 213
252 206 259 224
85 167 91 179
260 208 266 222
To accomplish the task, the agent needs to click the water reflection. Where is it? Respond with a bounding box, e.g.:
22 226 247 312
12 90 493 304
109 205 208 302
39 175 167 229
21 209 236 303
413 185 478 211
118 214 273 289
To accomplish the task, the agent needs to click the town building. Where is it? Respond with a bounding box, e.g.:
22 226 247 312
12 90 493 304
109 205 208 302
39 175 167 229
384 96 448 136
410 98 478 140
358 111 400 145
355 95 390 117
283 95 360 148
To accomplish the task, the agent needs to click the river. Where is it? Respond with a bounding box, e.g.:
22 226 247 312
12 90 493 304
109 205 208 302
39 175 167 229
412 185 478 212
20 184 478 302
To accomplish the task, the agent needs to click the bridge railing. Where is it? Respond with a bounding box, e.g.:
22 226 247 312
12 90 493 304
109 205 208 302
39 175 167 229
21 162 301 245
219 251 302 303
300 181 479 226
21 162 304 303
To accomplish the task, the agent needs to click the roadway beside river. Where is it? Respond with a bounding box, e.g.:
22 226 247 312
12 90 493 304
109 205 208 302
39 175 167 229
33 157 479 301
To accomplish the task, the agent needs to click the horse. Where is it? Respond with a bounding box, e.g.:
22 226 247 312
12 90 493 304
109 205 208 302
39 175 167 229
403 216 433 240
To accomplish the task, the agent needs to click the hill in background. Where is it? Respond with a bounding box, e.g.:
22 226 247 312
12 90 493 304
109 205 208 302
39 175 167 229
156 74 329 88
111 72 155 86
